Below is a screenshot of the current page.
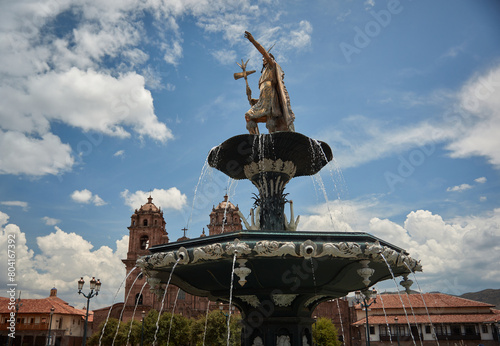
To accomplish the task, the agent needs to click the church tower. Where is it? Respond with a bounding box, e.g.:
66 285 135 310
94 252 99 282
122 196 169 310
207 195 242 235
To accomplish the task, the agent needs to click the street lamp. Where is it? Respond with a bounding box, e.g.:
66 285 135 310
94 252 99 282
47 307 55 346
394 317 400 346
140 311 146 346
78 276 101 346
355 289 377 346
219 302 229 323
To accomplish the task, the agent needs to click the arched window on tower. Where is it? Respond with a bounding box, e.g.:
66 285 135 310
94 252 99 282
154 219 157 225
135 293 143 305
143 219 148 226
140 236 149 250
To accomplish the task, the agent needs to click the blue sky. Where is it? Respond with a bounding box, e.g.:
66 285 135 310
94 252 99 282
1 0 499 309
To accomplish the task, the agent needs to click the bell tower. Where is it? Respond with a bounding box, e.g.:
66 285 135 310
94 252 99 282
207 195 242 235
122 196 169 310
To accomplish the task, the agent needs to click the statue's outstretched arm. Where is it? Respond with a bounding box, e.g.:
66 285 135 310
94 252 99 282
245 31 274 66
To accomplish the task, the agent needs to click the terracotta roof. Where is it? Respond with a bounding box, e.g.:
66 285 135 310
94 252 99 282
353 313 500 326
354 293 494 310
0 296 85 316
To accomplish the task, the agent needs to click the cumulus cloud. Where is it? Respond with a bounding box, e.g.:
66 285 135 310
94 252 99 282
300 201 500 295
114 150 125 157
475 177 487 184
121 188 187 211
71 189 107 206
42 216 61 226
446 183 472 192
0 216 128 308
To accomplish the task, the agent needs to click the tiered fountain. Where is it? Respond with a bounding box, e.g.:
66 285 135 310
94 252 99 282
137 32 421 346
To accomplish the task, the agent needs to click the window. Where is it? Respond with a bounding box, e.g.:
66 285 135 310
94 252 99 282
451 325 461 335
178 290 186 300
143 219 148 226
464 325 476 335
482 325 488 333
140 236 149 250
135 293 143 305
369 326 375 335
436 325 447 335
425 326 431 334
379 326 389 336
154 220 157 225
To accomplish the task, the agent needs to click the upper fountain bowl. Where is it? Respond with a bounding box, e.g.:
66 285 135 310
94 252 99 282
208 132 333 180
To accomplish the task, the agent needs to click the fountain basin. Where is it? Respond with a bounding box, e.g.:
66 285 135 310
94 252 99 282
137 230 421 345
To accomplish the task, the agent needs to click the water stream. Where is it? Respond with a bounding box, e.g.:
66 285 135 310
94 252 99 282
404 263 441 346
153 259 180 346
166 288 182 345
202 300 211 346
98 267 137 346
373 286 393 344
335 298 346 345
111 272 142 346
186 157 211 230
379 253 417 346
226 253 238 346
126 281 148 346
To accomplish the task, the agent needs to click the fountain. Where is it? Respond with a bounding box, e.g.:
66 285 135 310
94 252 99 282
137 32 421 346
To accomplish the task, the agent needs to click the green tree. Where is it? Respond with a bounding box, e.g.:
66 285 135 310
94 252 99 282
191 310 241 346
87 318 135 346
312 317 342 346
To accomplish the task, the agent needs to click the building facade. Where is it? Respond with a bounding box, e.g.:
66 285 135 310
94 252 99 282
351 293 500 346
0 288 87 346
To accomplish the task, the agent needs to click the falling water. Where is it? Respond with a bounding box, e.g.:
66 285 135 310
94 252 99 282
202 300 211 346
186 157 211 230
126 281 148 346
166 288 182 345
221 178 236 234
112 272 142 346
312 174 337 229
404 263 441 346
379 253 417 346
226 253 238 346
372 287 393 344
153 259 180 346
98 267 137 346
335 298 346 346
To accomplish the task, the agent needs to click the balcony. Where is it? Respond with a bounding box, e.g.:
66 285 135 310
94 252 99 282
0 322 49 331
436 333 481 341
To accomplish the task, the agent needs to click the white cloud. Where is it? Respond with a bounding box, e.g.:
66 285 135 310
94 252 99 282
1 201 29 210
42 216 61 226
0 131 74 176
479 196 487 202
475 176 487 184
447 65 500 167
71 189 107 206
0 216 128 308
121 188 187 211
114 150 125 157
286 20 313 50
446 183 472 192
211 49 237 65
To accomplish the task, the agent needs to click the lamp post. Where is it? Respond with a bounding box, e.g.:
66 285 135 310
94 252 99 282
355 289 377 346
140 311 145 346
47 307 55 346
394 317 400 346
219 302 229 323
78 276 101 346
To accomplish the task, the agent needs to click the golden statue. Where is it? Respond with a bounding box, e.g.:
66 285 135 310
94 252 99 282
235 31 296 135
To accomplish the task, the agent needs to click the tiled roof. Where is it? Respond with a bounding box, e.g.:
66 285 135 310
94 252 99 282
0 296 85 316
355 293 494 310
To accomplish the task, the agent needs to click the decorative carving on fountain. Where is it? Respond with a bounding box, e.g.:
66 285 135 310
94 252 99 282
244 158 296 181
238 295 261 308
318 242 362 258
147 251 177 268
300 240 318 259
276 335 291 346
304 295 328 308
177 247 190 264
192 243 224 263
254 240 298 257
284 200 300 232
272 294 298 307
357 259 375 286
225 238 252 256
252 336 264 346
233 259 252 286
238 207 260 230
